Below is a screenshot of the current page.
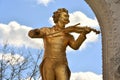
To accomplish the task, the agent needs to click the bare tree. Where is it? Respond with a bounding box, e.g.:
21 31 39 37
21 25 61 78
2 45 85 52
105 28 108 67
0 43 42 80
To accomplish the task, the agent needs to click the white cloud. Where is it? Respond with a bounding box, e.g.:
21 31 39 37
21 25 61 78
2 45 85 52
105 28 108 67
25 72 102 80
49 11 100 51
68 11 99 28
49 11 99 28
0 10 100 51
70 72 102 80
37 0 54 6
0 21 43 49
0 53 25 65
25 77 42 80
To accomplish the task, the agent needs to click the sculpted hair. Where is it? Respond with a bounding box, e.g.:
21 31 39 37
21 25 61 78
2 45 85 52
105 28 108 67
52 8 68 24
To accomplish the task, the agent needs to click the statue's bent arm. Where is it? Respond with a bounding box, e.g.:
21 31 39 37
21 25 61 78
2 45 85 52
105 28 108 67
68 34 86 50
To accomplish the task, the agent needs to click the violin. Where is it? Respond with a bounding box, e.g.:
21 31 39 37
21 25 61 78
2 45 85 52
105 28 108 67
63 23 100 34
46 23 100 36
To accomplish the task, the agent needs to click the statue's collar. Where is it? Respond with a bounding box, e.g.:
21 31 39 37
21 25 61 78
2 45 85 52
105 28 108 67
53 25 65 31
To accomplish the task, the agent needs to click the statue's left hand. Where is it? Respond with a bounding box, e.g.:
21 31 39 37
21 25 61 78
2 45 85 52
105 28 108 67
84 27 91 34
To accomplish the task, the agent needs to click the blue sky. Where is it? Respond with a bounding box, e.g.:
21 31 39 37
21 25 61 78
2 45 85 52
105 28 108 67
0 0 102 80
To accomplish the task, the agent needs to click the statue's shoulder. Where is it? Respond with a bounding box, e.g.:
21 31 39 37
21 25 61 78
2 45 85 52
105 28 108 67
39 27 51 31
40 27 51 30
40 27 53 35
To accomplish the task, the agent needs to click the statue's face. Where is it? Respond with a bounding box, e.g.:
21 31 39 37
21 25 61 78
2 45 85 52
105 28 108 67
59 12 70 25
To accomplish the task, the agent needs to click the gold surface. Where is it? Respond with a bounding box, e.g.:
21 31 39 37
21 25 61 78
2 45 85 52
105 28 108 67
28 8 99 80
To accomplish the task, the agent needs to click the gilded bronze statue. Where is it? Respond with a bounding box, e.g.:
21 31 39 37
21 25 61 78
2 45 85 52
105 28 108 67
28 8 100 80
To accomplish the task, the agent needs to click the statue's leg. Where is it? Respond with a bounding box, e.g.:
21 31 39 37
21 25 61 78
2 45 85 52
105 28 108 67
55 64 71 80
40 58 55 80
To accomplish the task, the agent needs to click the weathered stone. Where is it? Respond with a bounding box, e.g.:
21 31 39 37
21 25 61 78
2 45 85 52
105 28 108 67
85 0 120 80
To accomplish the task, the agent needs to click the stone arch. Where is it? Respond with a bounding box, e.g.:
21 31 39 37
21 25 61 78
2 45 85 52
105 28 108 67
85 0 120 80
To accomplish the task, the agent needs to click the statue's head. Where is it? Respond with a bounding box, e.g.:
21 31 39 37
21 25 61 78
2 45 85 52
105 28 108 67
52 8 70 25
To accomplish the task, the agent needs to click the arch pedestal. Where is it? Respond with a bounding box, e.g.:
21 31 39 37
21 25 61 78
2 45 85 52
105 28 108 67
85 0 120 80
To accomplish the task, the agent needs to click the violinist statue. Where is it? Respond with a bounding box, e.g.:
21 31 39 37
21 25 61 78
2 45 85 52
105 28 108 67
28 8 100 80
